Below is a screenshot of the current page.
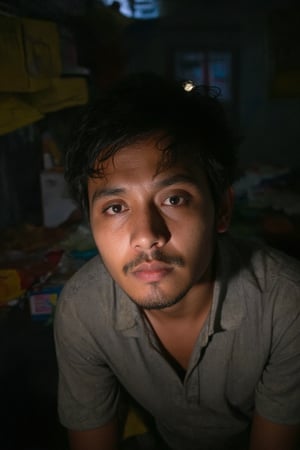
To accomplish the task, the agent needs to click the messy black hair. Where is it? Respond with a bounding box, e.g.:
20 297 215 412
64 72 238 215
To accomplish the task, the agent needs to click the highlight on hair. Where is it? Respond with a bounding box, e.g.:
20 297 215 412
64 72 238 214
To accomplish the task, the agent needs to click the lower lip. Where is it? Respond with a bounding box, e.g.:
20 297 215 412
132 268 172 283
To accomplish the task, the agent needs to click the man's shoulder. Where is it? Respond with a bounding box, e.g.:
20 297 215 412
217 235 300 338
222 234 300 279
55 254 138 344
59 255 114 305
223 234 300 304
240 236 299 283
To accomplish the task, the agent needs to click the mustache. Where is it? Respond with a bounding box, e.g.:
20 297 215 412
123 250 184 275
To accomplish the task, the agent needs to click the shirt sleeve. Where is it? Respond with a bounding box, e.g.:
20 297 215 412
255 278 300 424
54 287 121 431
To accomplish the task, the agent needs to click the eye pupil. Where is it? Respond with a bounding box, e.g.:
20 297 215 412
112 204 122 213
170 196 179 205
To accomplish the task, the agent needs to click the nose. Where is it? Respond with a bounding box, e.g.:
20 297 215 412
130 204 170 251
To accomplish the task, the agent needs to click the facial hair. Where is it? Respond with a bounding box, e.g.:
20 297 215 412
122 249 189 310
123 249 184 274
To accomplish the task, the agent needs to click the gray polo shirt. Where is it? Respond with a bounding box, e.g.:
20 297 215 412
54 235 300 450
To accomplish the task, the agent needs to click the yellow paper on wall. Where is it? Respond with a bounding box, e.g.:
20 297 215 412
24 77 89 113
0 16 28 92
0 16 61 93
0 94 43 135
22 17 62 90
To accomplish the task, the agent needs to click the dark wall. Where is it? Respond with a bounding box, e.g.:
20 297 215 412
0 128 42 229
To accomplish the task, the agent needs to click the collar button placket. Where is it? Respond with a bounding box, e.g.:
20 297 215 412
184 364 201 404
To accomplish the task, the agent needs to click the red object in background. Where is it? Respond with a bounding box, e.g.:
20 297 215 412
3 249 64 292
45 249 64 266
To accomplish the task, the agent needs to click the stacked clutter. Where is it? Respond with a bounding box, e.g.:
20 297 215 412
0 223 97 323
0 15 89 135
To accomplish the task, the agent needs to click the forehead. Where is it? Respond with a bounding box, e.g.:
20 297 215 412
95 134 202 180
87 137 213 210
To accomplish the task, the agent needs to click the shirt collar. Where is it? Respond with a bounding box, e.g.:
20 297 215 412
210 234 247 333
113 282 141 336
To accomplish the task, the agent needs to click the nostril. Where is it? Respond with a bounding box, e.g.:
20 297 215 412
134 237 160 250
131 216 170 250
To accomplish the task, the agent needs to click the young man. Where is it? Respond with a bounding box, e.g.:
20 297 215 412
54 73 300 450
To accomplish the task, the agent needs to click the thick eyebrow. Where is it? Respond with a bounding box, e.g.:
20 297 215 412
91 174 200 205
91 187 125 205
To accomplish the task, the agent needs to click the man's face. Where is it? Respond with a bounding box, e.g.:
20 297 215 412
88 136 231 310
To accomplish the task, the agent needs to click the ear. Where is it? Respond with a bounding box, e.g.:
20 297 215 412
216 187 234 234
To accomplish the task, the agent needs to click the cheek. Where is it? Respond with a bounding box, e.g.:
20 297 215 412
171 217 215 257
175 210 216 259
182 206 216 239
92 223 128 265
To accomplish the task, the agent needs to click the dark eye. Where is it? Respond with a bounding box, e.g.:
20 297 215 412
104 204 125 215
163 195 185 206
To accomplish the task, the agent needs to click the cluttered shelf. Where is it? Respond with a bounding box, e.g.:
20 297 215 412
231 165 300 260
0 221 97 315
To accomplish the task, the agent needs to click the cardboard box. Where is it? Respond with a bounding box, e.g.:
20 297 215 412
40 170 77 227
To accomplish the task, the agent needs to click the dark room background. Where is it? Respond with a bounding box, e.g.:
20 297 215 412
0 0 300 230
0 1 299 449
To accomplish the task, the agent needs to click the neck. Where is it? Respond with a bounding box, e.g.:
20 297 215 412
143 277 215 325
142 279 215 372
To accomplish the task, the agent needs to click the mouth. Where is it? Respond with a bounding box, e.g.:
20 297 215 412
131 262 174 283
